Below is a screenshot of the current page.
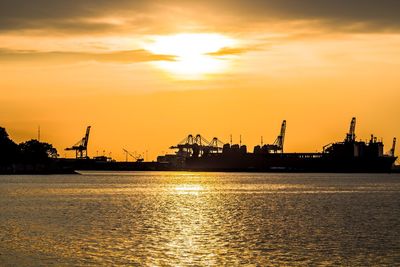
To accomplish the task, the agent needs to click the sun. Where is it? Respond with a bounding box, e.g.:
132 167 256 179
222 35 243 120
145 33 236 79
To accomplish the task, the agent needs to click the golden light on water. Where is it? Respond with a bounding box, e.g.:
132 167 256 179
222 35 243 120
145 33 236 79
174 184 204 194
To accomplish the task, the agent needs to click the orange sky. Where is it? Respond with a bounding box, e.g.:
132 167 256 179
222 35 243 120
1 1 399 160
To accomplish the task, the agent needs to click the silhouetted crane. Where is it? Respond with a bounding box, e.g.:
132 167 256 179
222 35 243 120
208 137 225 154
122 148 144 162
65 126 91 159
390 137 396 157
345 117 356 142
273 120 286 152
261 120 286 153
170 134 225 158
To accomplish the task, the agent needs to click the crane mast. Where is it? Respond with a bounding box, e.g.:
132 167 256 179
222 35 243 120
279 120 286 151
346 117 356 142
83 126 90 148
390 137 396 157
272 120 286 153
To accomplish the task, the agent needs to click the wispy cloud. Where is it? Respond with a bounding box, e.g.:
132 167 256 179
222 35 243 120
0 48 175 63
0 0 151 34
207 46 261 56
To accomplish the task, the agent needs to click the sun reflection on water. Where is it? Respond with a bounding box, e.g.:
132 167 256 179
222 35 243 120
174 184 204 195
2 173 399 265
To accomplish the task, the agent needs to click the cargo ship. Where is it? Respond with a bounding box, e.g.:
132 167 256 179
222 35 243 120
157 118 397 172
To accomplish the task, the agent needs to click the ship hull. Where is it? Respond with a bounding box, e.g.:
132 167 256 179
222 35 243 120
184 153 397 173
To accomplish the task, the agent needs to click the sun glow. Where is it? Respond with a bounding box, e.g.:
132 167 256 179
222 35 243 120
145 33 236 78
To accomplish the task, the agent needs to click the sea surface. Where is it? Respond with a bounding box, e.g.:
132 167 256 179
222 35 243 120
0 172 399 266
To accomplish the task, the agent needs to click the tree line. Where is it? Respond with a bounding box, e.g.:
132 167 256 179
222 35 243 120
0 127 58 164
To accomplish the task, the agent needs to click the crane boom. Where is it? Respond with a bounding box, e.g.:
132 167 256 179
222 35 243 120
123 148 143 162
272 120 286 152
83 126 91 147
279 120 286 151
390 137 396 157
346 117 356 142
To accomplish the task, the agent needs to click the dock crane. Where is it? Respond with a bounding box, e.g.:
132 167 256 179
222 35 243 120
273 120 286 152
261 120 286 153
390 137 396 157
122 148 144 162
170 134 225 158
345 117 356 142
65 126 91 159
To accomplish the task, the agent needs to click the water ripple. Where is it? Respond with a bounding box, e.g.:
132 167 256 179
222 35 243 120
0 172 399 266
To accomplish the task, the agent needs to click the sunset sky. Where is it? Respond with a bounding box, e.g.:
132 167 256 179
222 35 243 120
1 1 399 160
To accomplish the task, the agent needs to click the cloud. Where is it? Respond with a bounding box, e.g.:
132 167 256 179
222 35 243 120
204 1 400 30
0 48 175 64
207 46 258 56
0 0 151 34
1 1 400 34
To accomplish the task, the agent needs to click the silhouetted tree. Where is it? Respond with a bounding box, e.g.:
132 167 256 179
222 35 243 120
18 139 58 163
0 127 18 163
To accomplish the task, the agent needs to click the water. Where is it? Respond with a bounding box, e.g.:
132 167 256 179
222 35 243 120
0 172 399 266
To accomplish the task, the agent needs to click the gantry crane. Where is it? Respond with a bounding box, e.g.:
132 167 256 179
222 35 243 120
65 126 91 159
170 134 225 158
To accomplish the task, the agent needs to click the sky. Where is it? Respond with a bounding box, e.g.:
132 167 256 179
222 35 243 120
1 0 399 160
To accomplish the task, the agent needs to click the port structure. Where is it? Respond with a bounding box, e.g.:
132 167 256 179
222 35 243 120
324 117 359 154
170 134 225 158
253 120 287 154
65 126 91 159
323 117 357 152
122 148 144 162
170 120 287 159
323 117 397 160
157 117 397 171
